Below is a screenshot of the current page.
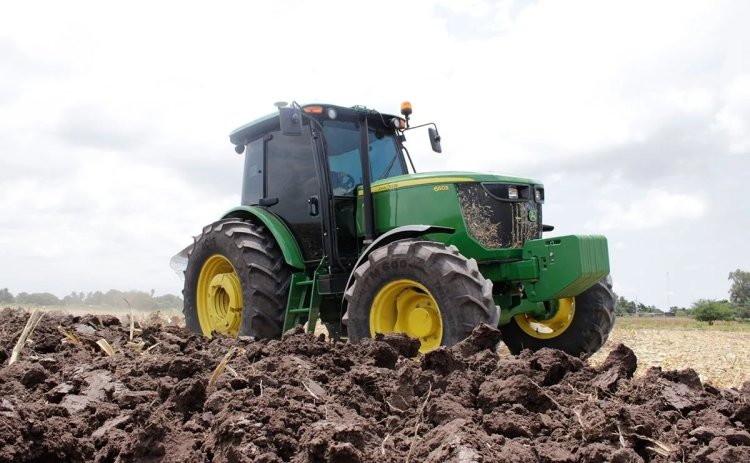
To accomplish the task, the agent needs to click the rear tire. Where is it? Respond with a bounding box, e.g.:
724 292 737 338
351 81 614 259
500 278 616 357
183 219 291 339
345 240 498 353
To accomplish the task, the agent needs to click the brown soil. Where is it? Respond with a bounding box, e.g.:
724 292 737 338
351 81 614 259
1 308 748 463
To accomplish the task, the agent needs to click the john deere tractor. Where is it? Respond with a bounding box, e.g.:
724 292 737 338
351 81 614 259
172 102 616 356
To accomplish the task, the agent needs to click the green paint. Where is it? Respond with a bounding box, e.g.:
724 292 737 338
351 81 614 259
521 235 610 301
356 173 542 260
498 299 548 325
367 170 542 189
282 272 314 333
282 259 325 334
222 206 306 269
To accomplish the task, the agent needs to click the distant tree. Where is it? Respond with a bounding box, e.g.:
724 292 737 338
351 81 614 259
729 269 750 305
735 304 750 320
637 303 662 314
3 288 183 310
669 306 691 317
62 291 85 305
615 296 663 315
691 299 734 325
616 296 636 315
102 289 124 307
85 291 105 305
0 288 14 303
15 292 61 306
154 294 183 309
123 290 158 310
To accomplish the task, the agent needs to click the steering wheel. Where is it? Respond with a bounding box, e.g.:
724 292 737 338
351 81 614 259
338 172 356 192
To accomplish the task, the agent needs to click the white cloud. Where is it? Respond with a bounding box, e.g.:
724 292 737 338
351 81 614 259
713 75 750 153
585 189 707 232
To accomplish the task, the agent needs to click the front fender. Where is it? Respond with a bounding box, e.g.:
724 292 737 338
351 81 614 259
344 224 455 296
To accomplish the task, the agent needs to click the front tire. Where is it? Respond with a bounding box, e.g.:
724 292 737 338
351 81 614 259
183 219 291 339
500 278 616 357
345 240 498 354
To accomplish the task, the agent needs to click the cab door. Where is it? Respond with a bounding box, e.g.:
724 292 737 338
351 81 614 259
242 123 324 262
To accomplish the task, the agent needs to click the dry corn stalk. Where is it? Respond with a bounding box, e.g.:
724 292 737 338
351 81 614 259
145 342 161 354
9 309 44 365
636 434 674 456
57 326 82 345
123 298 134 342
209 347 241 387
96 339 116 356
126 341 146 351
302 378 327 400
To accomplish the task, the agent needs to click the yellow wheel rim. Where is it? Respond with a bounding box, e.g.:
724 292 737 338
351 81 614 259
370 279 443 354
514 297 575 339
196 254 243 337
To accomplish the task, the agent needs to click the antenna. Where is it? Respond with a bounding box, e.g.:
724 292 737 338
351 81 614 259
666 271 671 309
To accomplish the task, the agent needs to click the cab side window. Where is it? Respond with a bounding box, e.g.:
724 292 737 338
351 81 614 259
241 138 264 206
266 127 319 207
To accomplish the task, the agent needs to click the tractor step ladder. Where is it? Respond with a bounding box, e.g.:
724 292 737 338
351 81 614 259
282 272 321 335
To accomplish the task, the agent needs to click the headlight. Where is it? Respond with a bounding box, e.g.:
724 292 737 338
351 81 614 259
534 187 544 202
507 186 518 200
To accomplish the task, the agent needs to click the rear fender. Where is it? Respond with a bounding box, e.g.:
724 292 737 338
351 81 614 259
222 206 306 269
169 206 306 278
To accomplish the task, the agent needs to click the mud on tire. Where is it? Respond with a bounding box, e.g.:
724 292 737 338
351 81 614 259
183 219 291 339
501 278 616 357
345 240 499 350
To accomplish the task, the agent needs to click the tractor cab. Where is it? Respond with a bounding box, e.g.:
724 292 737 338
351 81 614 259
228 103 427 273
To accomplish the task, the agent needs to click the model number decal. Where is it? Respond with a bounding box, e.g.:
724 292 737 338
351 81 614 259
433 185 449 192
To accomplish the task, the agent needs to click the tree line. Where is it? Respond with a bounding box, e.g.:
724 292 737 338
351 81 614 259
3 269 749 322
616 269 750 324
0 288 182 311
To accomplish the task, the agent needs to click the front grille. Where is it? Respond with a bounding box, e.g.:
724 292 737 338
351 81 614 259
456 183 542 248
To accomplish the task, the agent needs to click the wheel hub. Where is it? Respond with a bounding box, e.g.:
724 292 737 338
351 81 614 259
370 279 443 353
197 255 243 337
514 297 575 339
407 307 434 338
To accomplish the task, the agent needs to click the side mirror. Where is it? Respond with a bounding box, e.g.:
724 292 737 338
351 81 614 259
279 107 302 136
428 127 442 153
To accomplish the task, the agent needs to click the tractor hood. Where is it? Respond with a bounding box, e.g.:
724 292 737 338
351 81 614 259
356 171 543 196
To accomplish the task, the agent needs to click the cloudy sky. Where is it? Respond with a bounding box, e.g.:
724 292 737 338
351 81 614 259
1 0 748 309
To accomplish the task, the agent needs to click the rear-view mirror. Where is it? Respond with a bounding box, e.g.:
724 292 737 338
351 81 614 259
279 107 302 136
428 127 442 153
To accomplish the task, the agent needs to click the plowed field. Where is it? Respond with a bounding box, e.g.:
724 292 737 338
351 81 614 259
1 308 749 462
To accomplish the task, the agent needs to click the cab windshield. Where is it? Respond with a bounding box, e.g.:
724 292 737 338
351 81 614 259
323 120 405 196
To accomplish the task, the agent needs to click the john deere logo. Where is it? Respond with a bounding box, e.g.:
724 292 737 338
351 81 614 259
528 210 538 222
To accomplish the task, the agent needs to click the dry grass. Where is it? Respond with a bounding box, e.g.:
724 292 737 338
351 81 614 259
613 316 750 332
591 317 750 388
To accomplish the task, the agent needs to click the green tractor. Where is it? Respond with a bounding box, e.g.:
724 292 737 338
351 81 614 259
171 102 616 356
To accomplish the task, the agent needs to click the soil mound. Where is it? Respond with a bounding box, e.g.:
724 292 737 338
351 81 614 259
1 307 748 462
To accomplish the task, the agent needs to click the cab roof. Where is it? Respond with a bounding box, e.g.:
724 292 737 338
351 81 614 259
229 103 400 146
